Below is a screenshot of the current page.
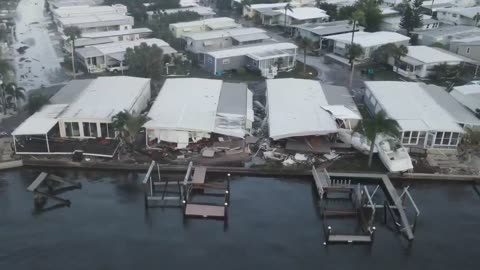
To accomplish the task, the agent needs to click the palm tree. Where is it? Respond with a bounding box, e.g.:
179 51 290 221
347 10 365 89
349 10 365 50
0 83 7 114
346 44 364 89
298 37 312 74
0 48 11 78
363 111 400 167
4 82 26 111
111 110 150 151
283 2 294 33
390 44 408 74
64 26 82 79
474 12 480 27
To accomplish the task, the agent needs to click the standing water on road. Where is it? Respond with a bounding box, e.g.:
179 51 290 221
0 169 479 270
14 0 66 90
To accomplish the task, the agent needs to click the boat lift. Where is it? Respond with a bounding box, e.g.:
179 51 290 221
143 161 183 208
27 172 82 213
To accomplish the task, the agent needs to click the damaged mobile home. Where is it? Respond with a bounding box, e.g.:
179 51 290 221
144 78 254 149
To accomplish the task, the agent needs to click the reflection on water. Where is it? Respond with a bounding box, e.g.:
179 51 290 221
0 169 479 270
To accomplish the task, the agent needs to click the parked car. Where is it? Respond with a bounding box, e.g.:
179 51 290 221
107 62 128 73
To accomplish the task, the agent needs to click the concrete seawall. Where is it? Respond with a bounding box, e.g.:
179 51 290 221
18 159 480 183
0 160 23 171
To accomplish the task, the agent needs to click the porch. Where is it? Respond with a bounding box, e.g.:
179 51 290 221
246 49 297 78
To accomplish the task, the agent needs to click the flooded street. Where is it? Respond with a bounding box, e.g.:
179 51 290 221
14 0 66 90
0 169 479 270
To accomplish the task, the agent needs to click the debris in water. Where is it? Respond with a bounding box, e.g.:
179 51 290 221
17 46 29 54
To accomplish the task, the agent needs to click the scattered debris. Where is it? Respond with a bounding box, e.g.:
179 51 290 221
16 46 28 54
202 148 215 158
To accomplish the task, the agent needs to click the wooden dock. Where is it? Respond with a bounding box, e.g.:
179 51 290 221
185 204 226 219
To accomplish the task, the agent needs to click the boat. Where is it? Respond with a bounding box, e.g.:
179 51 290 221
375 135 413 173
337 129 377 155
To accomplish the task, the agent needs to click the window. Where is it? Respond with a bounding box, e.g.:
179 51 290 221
434 132 459 146
222 58 230 64
435 132 443 145
82 122 98 137
65 122 80 137
402 131 410 144
443 132 451 145
108 124 115 138
466 47 471 54
100 123 115 138
450 133 459 145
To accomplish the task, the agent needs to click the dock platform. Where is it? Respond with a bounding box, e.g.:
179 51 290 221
185 204 226 219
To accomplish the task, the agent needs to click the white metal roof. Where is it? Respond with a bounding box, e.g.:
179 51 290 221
160 6 215 16
144 78 223 133
207 42 297 58
403 46 464 64
58 13 133 26
267 79 338 140
437 6 480 19
250 3 289 10
52 4 126 18
170 17 236 28
182 27 266 41
450 84 480 113
60 76 150 120
365 81 464 133
81 28 152 38
326 31 410 47
92 38 174 55
12 104 68 135
321 105 361 120
282 7 328 20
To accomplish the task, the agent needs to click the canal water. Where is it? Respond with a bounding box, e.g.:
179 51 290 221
0 169 479 270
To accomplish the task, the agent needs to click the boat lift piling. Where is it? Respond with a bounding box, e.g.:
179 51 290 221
143 160 183 208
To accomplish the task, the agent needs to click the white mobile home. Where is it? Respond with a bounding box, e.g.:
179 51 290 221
169 17 241 38
390 46 465 79
57 13 134 37
293 20 363 48
144 78 253 149
147 6 215 20
52 4 127 24
12 76 151 156
182 28 270 54
364 81 468 150
76 38 177 73
437 6 480 26
203 42 297 78
327 31 410 62
65 28 152 52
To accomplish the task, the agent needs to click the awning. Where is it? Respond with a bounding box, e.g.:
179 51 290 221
321 105 361 120
12 104 68 136
232 33 270 43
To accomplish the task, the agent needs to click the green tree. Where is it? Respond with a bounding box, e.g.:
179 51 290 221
316 1 337 21
428 63 465 86
390 44 409 74
0 48 12 78
125 43 164 80
337 5 356 20
357 0 382 32
64 26 82 78
298 37 312 74
216 0 232 10
363 111 400 167
111 110 150 151
26 93 50 115
474 12 480 26
283 2 294 32
400 3 415 34
412 0 424 29
4 82 26 111
346 44 364 89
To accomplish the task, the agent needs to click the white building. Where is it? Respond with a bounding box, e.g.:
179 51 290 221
76 38 177 73
390 46 465 78
381 15 440 32
249 6 329 26
327 31 410 61
57 13 134 37
203 42 298 78
12 76 151 156
48 0 99 9
144 78 253 149
65 28 153 52
169 17 241 38
364 81 472 149
52 4 127 24
293 20 364 47
450 84 480 113
437 6 480 26
267 79 361 140
243 3 290 18
147 6 216 20
182 28 270 54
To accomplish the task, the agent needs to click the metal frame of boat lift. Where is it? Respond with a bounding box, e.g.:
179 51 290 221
27 172 82 213
143 161 230 225
313 166 421 244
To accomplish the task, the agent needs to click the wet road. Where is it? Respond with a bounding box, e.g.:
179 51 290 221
0 169 479 270
14 0 66 90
